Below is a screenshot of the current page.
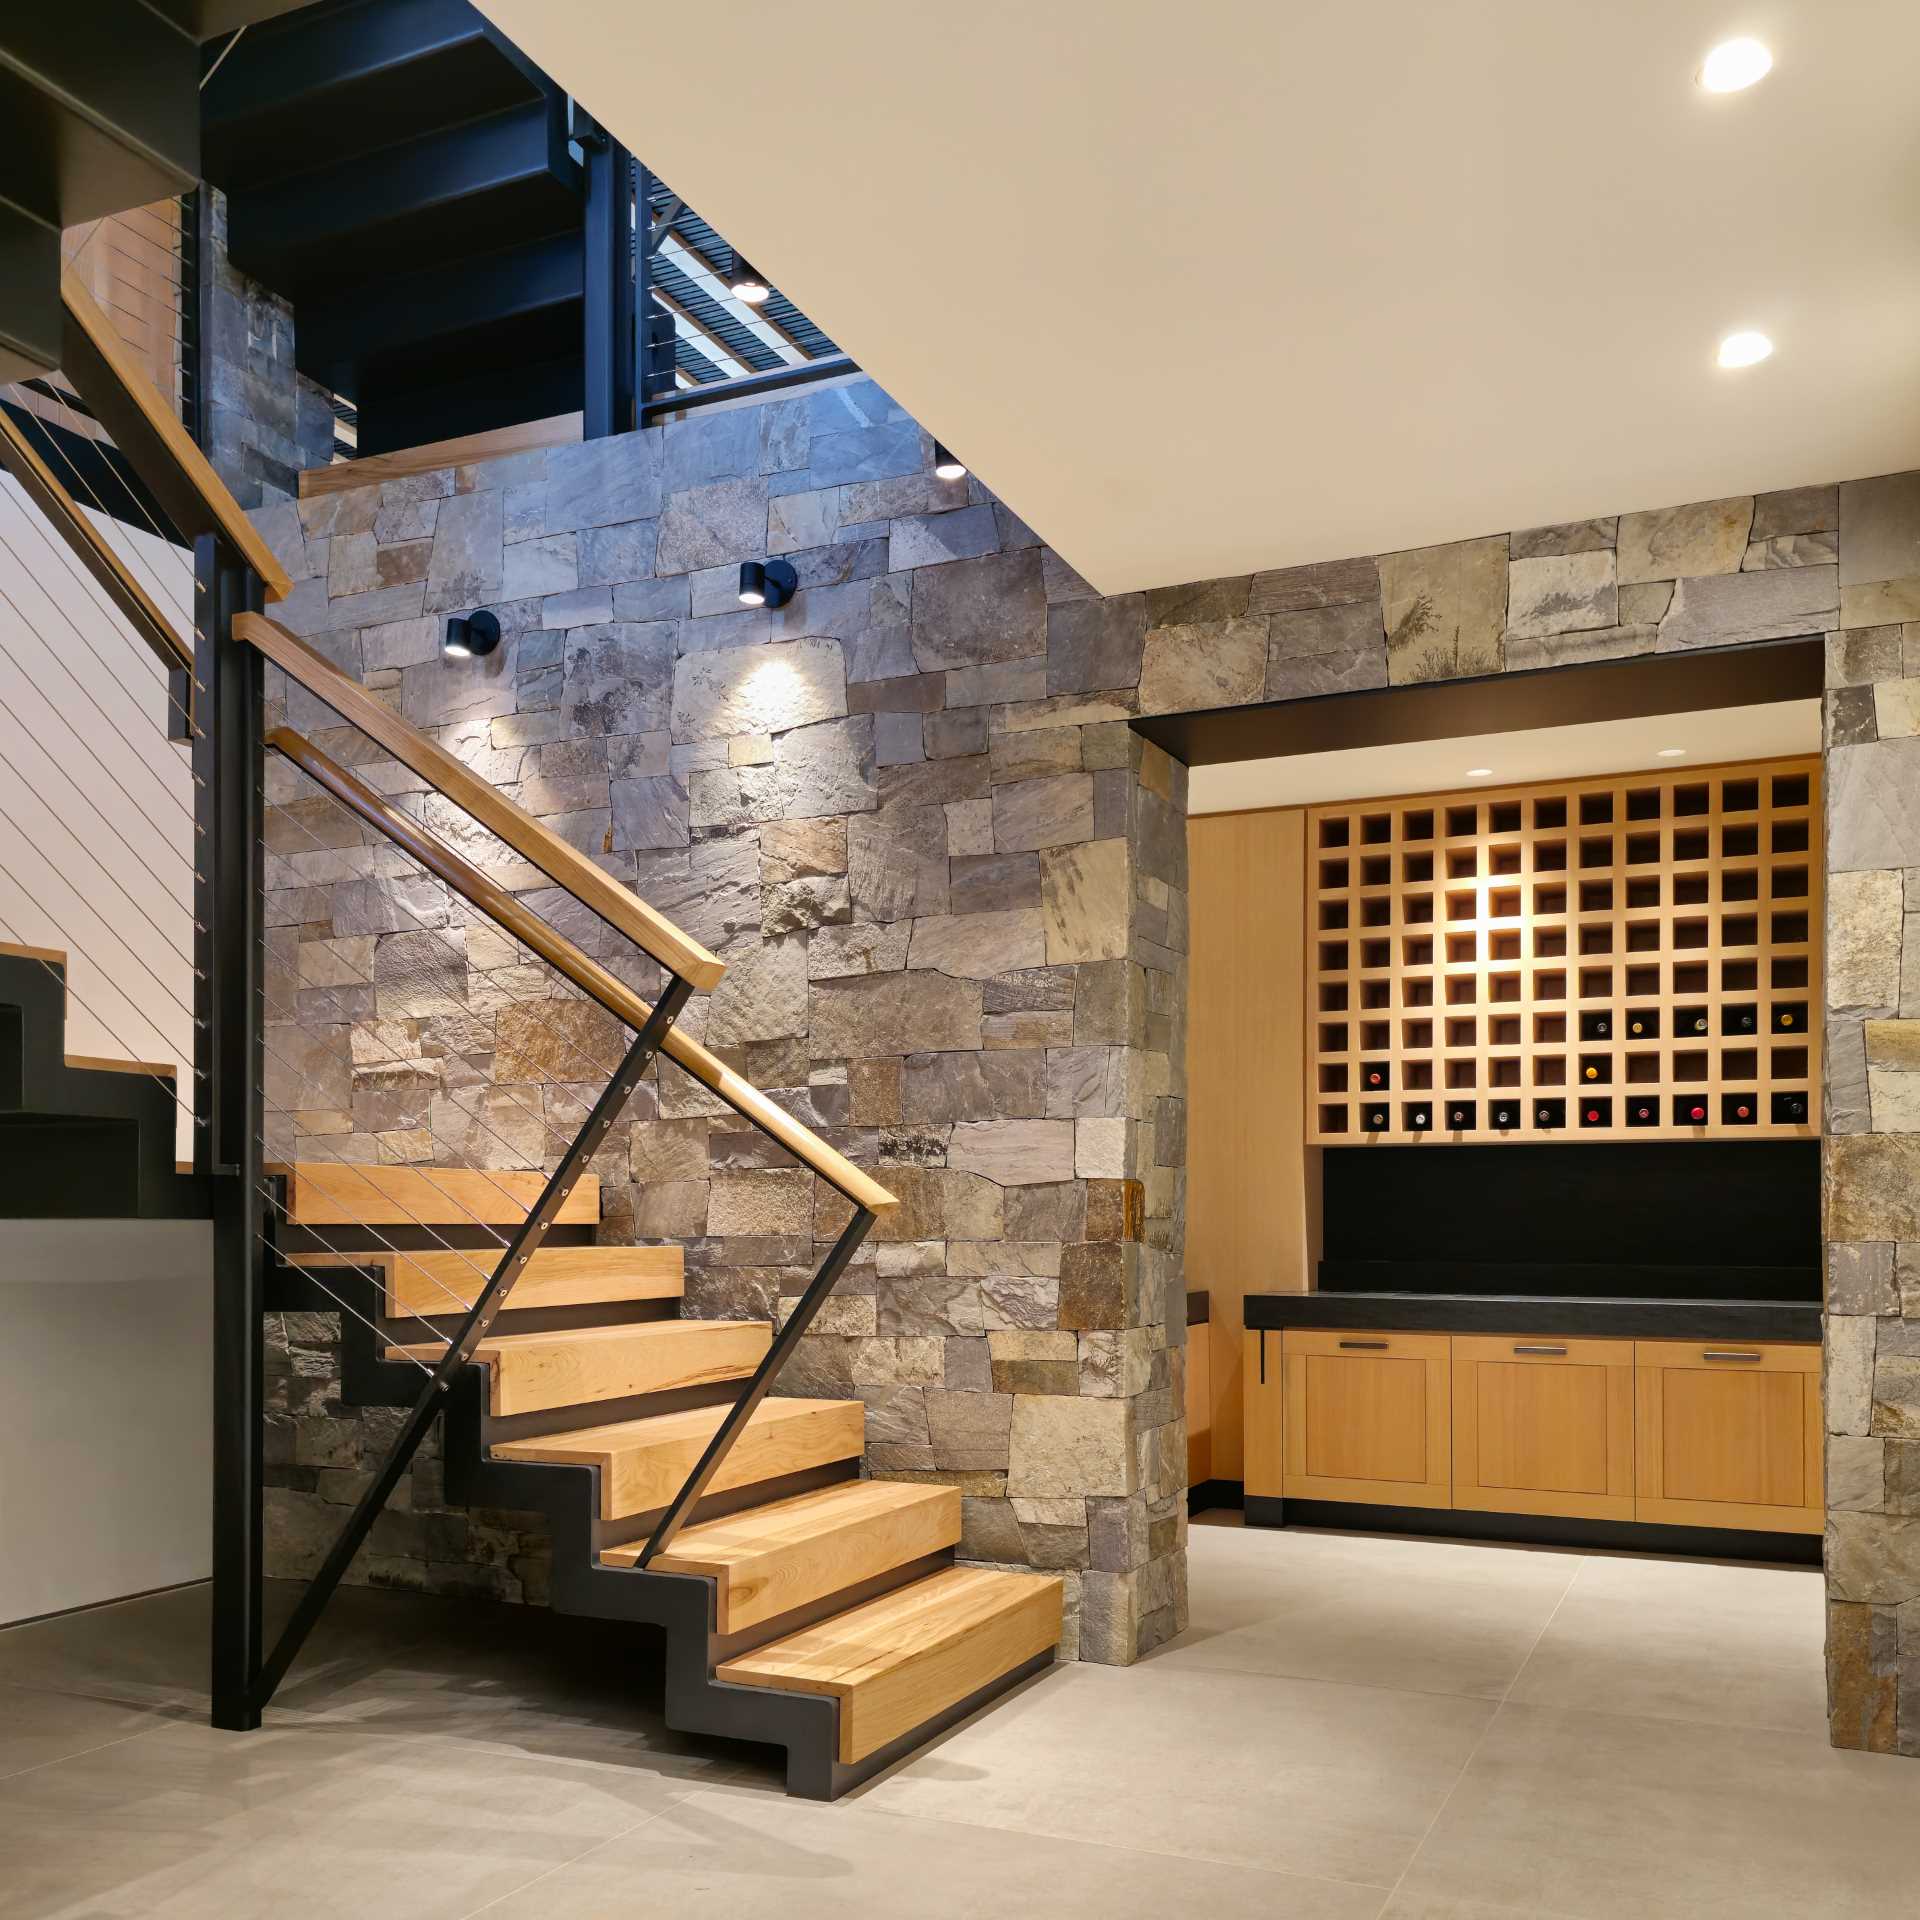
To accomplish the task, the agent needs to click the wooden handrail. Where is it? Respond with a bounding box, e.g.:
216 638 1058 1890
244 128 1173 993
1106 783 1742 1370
0 409 193 673
57 270 294 603
657 1025 897 1215
242 614 724 990
268 727 892 1212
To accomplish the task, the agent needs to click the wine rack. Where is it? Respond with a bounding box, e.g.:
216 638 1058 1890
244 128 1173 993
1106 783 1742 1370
1307 758 1820 1144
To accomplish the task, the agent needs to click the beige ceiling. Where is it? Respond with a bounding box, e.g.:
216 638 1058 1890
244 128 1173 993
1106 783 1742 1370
479 0 1920 596
1186 699 1821 814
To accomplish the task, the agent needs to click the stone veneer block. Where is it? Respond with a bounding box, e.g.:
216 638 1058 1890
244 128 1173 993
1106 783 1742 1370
1655 564 1837 650
1829 739 1920 874
1827 869 1903 1011
669 637 848 742
1840 474 1920 586
1008 1394 1134 1497
1504 550 1617 639
1617 495 1752 583
910 549 1047 671
1509 517 1617 559
1831 1135 1920 1243
1247 554 1377 614
1137 617 1267 713
1377 535 1506 682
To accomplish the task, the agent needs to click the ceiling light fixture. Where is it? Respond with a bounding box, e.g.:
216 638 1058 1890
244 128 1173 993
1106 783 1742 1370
1717 329 1773 369
728 253 771 305
442 609 500 660
1466 767 1493 779
1699 37 1773 92
738 559 797 610
933 441 967 481
1656 747 1688 759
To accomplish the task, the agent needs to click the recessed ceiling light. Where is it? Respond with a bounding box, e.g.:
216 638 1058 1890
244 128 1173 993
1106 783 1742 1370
1700 37 1773 93
1717 330 1773 369
1466 768 1493 778
1656 747 1688 759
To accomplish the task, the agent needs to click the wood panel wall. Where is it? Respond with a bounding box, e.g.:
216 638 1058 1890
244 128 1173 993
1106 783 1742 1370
1187 808 1314 1480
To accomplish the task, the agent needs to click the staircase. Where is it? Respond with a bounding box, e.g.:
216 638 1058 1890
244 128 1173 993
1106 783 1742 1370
0 944 203 1219
276 1164 1063 1798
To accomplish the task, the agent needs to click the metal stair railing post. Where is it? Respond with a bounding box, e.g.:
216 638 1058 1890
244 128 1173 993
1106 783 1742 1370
200 529 269 1732
248 974 694 1713
637 1197 878 1566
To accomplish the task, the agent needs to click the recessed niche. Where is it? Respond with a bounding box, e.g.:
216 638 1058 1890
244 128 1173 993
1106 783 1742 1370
1722 868 1759 902
1722 777 1759 813
1534 1056 1566 1086
1673 918 1710 951
1319 857 1351 890
1402 809 1434 842
1490 930 1522 962
1319 1103 1350 1133
1446 932 1478 965
1360 813 1392 844
1491 1015 1522 1048
1722 824 1759 858
1579 837 1612 870
1673 872 1710 906
1625 833 1661 867
1771 772 1810 808
1578 924 1615 956
1534 883 1567 915
1320 901 1350 930
1624 920 1661 953
1361 854 1392 888
1446 805 1478 837
1534 926 1567 958
1403 978 1433 1008
1360 1020 1391 1052
1446 889 1478 923
1402 935 1434 967
1489 1056 1523 1087
1446 1058 1478 1089
1319 1023 1349 1054
1319 982 1349 1012
1625 787 1662 822
1722 913 1758 948
1319 1063 1349 1092
1319 941 1349 972
1674 783 1710 817
1771 956 1809 989
1626 877 1661 909
1722 1048 1758 1083
1579 880 1614 913
1490 801 1523 834
1319 817 1350 849
1624 966 1660 999
1674 829 1710 863
1404 892 1434 924
1771 865 1809 899
1489 972 1522 1003
1720 957 1759 993
1489 844 1523 876
1490 887 1522 920
1673 1050 1709 1083
1360 978 1392 1009
1533 797 1567 830
1361 894 1392 927
1772 819 1810 854
1534 840 1568 872
1446 975 1478 1006
1535 970 1567 1002
1578 967 1613 1000
1772 911 1809 946
1402 1018 1434 1050
1625 1052 1661 1084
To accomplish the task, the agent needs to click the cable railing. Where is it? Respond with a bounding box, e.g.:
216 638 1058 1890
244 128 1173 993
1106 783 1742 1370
0 261 899 1732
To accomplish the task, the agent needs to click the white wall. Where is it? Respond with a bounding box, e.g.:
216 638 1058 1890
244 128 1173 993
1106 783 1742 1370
0 1223 212 1623
0 479 209 1620
0 472 196 1158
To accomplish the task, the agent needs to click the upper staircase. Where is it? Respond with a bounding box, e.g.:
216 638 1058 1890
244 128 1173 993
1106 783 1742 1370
277 1162 1062 1795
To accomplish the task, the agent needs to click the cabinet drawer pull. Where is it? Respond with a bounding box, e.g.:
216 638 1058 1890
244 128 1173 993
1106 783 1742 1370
1512 1344 1567 1356
1702 1349 1763 1363
1338 1339 1390 1350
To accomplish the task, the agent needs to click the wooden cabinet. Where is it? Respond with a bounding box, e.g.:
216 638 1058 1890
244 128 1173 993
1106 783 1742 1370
1244 1324 1823 1535
1242 1329 1284 1500
1633 1339 1823 1534
1280 1329 1451 1508
1451 1334 1634 1522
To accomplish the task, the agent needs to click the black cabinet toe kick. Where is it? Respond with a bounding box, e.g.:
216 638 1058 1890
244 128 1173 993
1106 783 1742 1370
1244 1496 1821 1565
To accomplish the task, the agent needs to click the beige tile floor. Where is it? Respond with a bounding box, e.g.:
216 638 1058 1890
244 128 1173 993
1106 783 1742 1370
0 1516 1910 1919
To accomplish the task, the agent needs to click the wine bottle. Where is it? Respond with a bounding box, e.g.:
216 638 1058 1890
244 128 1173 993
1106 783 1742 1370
1722 1095 1755 1125
1627 1099 1658 1127
1626 1010 1659 1039
1579 1098 1611 1127
1675 1096 1708 1126
1363 1063 1391 1090
1680 1007 1709 1035
1580 1011 1612 1041
1407 1103 1432 1132
1772 1002 1807 1034
1447 1101 1476 1130
1535 1099 1565 1129
1362 1103 1390 1131
1772 1092 1808 1124
1490 1100 1518 1130
1722 1004 1758 1035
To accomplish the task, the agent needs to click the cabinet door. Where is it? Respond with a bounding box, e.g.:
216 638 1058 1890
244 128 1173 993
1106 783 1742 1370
1634 1340 1823 1534
1452 1335 1634 1521
1281 1329 1451 1508
1242 1329 1283 1499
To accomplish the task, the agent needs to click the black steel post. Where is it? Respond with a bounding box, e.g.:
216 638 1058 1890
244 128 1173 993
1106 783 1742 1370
199 533 267 1731
634 160 673 410
249 979 693 1712
639 1203 877 1565
581 126 635 438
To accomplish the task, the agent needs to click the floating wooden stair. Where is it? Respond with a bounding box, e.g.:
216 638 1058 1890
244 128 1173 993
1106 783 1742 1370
294 1243 682 1317
284 1160 600 1226
602 1481 962 1630
388 1319 770 1414
493 1396 866 1521
719 1567 1065 1764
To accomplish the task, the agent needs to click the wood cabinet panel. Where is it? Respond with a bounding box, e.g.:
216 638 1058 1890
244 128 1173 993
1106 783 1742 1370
1243 1329 1284 1499
1452 1334 1634 1521
1281 1329 1450 1507
1633 1339 1822 1533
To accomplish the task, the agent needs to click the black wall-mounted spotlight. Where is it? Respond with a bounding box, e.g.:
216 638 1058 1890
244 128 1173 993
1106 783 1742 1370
728 253 771 305
738 559 797 610
933 441 967 481
443 609 501 660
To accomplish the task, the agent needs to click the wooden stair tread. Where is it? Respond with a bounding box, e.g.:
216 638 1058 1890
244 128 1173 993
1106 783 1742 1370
64 1054 176 1079
387 1318 770 1416
716 1566 1063 1763
492 1395 865 1520
286 1162 600 1227
294 1244 682 1316
0 942 65 967
601 1480 960 1630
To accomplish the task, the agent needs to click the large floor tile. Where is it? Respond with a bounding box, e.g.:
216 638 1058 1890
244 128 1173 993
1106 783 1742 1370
1507 1552 1825 1735
0 1682 172 1783
0 1718 692 1920
1394 1700 1920 1919
1162 1523 1581 1700
860 1656 1490 1889
475 1785 1388 1920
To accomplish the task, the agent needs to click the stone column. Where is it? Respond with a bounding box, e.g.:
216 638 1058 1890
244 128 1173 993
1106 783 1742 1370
1822 472 1920 1751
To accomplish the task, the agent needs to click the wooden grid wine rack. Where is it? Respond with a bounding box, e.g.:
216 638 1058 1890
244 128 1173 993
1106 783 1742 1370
1306 758 1821 1145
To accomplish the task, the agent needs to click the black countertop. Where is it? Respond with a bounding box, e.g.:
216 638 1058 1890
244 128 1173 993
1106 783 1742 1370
1244 1290 1820 1342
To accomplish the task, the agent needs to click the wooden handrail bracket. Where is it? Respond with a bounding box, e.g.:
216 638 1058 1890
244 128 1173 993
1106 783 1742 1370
58 269 294 602
266 724 890 1212
243 618 724 989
